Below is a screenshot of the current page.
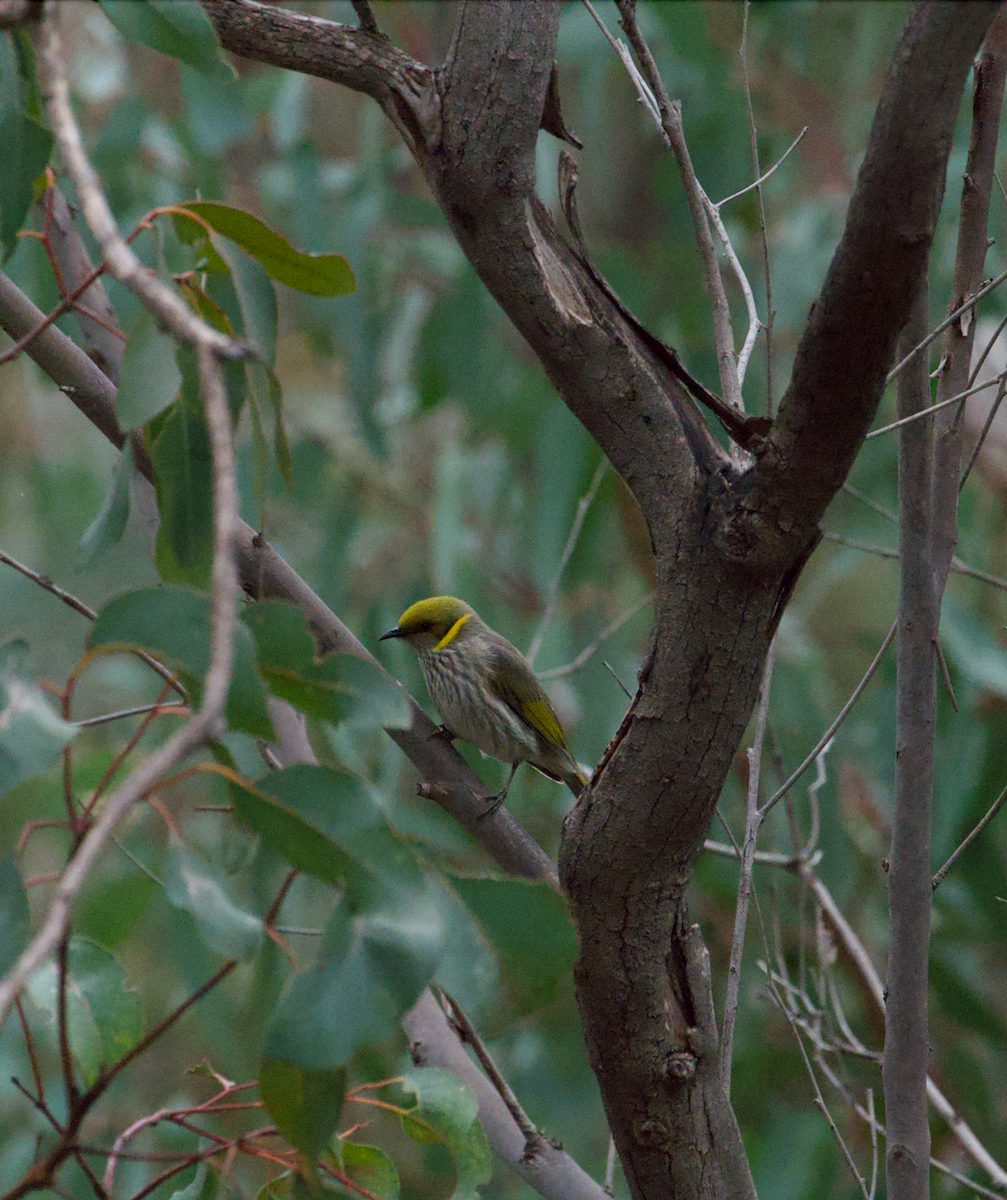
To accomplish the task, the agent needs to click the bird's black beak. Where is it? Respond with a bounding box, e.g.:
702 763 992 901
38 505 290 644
379 626 404 641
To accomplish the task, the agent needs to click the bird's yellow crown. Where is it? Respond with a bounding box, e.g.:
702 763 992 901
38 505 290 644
384 596 478 649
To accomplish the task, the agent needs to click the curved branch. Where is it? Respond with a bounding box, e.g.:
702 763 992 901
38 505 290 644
200 0 723 535
200 0 437 158
738 0 1000 562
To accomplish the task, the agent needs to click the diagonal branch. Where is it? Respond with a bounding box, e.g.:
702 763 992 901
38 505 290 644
0 265 555 886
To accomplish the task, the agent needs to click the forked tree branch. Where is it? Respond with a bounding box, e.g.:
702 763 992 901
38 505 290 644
8 3 1002 1199
737 1 1000 565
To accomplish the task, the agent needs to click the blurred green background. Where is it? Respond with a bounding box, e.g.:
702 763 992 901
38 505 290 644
3 3 1007 1198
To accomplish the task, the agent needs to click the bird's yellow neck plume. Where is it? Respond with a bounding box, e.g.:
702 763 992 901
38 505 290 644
435 613 471 650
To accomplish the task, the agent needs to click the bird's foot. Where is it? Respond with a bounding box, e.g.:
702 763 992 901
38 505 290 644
478 789 508 819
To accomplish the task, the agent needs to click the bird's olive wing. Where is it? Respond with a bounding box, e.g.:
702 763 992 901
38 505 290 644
489 645 568 750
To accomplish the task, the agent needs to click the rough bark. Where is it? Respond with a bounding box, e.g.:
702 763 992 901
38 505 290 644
181 2 1005 1196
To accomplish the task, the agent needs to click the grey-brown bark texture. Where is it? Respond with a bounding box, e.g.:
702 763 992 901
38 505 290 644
200 3 999 1197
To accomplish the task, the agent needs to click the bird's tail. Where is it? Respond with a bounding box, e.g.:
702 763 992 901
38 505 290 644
564 763 589 797
532 757 590 797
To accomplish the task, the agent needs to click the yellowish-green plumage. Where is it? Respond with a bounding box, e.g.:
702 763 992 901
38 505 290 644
380 596 587 810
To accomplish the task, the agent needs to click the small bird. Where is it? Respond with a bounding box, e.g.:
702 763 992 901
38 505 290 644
380 596 587 812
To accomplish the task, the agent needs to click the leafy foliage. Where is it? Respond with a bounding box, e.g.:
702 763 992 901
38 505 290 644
1 3 1007 1200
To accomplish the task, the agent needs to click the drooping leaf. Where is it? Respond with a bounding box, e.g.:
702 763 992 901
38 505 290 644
99 0 235 81
0 108 52 262
116 311 183 429
226 771 358 891
264 878 444 1069
0 857 30 977
78 441 135 569
0 641 76 798
397 1070 491 1200
181 201 355 296
163 834 264 961
149 350 213 587
26 938 142 1088
258 1057 346 1159
246 361 292 489
213 234 277 365
338 1142 399 1200
448 874 578 1015
429 878 499 1026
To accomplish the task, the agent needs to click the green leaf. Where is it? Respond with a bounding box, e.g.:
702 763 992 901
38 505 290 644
339 1143 399 1200
0 641 76 798
213 235 277 366
181 201 355 296
150 352 213 587
251 764 423 889
88 585 275 740
163 834 263 960
337 655 413 732
243 602 410 732
230 764 428 912
448 874 578 1015
0 107 52 263
26 938 142 1088
99 0 235 81
430 879 499 1026
226 771 358 891
243 602 347 726
78 441 134 570
0 857 29 977
116 311 183 429
168 1161 216 1200
397 1070 491 1200
265 877 444 1069
246 362 292 489
258 1058 346 1159
176 277 236 335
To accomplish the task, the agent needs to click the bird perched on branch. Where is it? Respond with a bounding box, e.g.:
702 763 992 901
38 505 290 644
381 596 588 812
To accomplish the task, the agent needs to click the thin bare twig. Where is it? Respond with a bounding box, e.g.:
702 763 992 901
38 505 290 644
885 266 1007 386
603 0 745 414
703 839 823 869
719 635 776 1090
762 621 897 815
932 780 1007 890
715 126 807 211
866 372 1003 439
527 459 608 666
960 372 1007 490
436 987 545 1156
0 548 187 700
841 483 898 525
966 309 1007 388
538 592 654 680
74 702 188 728
821 530 1007 594
737 1 779 408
